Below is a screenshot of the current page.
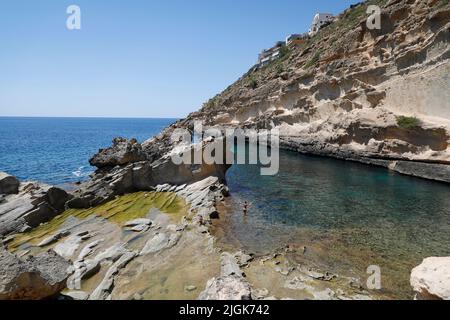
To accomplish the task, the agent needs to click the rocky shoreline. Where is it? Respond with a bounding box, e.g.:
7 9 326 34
280 138 450 184
0 174 71 238
0 172 381 301
1 0 450 301
1 133 449 300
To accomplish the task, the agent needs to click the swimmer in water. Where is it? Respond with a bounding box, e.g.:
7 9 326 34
243 201 252 216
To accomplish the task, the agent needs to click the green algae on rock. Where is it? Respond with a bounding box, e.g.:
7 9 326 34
8 192 189 250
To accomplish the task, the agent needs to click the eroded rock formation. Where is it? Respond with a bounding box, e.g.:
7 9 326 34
0 246 70 300
69 136 231 209
89 138 146 169
0 180 71 237
173 0 450 182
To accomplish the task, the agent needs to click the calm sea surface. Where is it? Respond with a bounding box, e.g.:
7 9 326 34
0 117 175 185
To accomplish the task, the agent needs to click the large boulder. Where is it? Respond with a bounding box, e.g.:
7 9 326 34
411 257 450 300
0 247 71 300
0 172 20 195
0 182 71 237
89 138 146 169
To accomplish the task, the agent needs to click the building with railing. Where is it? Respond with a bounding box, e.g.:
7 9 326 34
255 12 335 68
309 13 334 36
286 33 309 47
257 41 285 67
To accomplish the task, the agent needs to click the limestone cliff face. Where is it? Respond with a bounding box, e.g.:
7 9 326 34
61 0 450 209
175 0 450 181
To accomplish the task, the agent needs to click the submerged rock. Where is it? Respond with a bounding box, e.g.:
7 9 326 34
411 257 450 300
0 247 70 300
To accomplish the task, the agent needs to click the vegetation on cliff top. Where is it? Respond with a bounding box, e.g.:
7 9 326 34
396 116 422 129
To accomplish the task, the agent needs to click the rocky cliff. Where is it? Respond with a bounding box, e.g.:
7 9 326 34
46 0 449 240
62 1 450 210
177 0 450 182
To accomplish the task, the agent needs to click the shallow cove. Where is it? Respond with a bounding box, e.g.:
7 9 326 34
213 150 450 299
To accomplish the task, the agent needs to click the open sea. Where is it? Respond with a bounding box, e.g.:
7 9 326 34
0 117 175 185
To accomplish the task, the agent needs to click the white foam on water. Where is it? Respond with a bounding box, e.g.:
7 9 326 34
72 166 91 178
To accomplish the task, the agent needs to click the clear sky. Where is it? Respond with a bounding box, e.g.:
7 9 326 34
0 0 359 118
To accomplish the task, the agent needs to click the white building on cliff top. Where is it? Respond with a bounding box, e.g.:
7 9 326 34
309 13 334 37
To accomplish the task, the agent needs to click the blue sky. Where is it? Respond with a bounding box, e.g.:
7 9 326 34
0 0 359 118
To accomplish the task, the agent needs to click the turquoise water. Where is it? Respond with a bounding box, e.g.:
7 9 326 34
223 150 450 298
0 117 175 185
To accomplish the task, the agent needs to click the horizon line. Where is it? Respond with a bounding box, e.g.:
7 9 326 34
0 115 181 120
